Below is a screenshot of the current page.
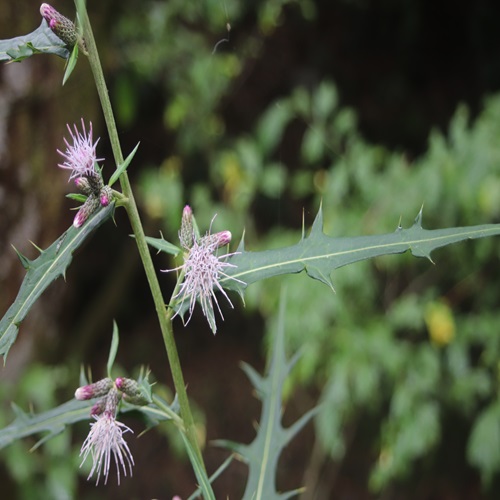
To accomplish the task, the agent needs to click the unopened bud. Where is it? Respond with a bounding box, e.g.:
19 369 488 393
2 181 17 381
40 4 78 47
90 397 106 416
104 387 122 414
86 171 104 193
99 185 113 207
75 176 92 195
202 230 232 249
179 205 194 249
214 230 231 247
115 377 150 406
75 378 113 400
73 194 101 228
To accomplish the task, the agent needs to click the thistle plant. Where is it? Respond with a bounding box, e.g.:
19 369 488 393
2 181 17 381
57 119 112 227
1 2 500 499
164 206 246 333
78 386 135 486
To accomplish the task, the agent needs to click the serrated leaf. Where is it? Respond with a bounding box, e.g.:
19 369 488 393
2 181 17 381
109 142 140 187
215 290 318 499
11 246 31 270
143 235 181 256
0 395 174 452
0 399 90 450
0 204 115 361
0 20 70 62
222 207 500 293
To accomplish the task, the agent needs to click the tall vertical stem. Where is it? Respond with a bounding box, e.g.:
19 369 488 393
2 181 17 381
75 0 205 471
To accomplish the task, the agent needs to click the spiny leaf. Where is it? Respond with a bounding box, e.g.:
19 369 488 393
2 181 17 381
222 207 500 293
0 204 115 361
142 235 180 256
11 246 31 270
0 395 174 451
0 399 90 450
0 20 69 62
215 290 319 499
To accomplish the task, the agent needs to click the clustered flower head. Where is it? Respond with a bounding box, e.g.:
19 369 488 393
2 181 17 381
163 206 245 334
57 119 112 228
75 377 149 485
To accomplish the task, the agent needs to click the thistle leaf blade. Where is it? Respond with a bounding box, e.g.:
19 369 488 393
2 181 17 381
0 399 91 450
0 204 115 361
219 290 318 500
143 235 181 256
0 20 70 62
222 211 500 289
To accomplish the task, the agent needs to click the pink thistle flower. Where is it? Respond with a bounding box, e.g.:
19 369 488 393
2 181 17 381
163 217 245 334
80 389 134 485
57 119 103 181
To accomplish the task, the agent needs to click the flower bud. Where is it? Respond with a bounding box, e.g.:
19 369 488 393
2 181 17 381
73 194 101 228
87 171 104 193
75 378 113 400
214 230 232 247
104 387 122 414
179 205 194 249
115 377 150 406
99 185 113 207
202 230 232 249
75 176 92 195
40 4 78 47
90 397 106 417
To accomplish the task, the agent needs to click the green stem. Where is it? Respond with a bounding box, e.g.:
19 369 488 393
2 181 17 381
75 0 205 472
152 395 184 427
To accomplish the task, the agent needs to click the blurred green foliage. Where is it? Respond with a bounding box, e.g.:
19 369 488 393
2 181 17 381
107 0 500 493
0 365 78 500
246 87 500 490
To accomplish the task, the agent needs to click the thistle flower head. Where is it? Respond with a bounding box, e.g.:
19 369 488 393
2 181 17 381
164 214 245 334
58 119 103 181
79 387 134 485
57 120 114 228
